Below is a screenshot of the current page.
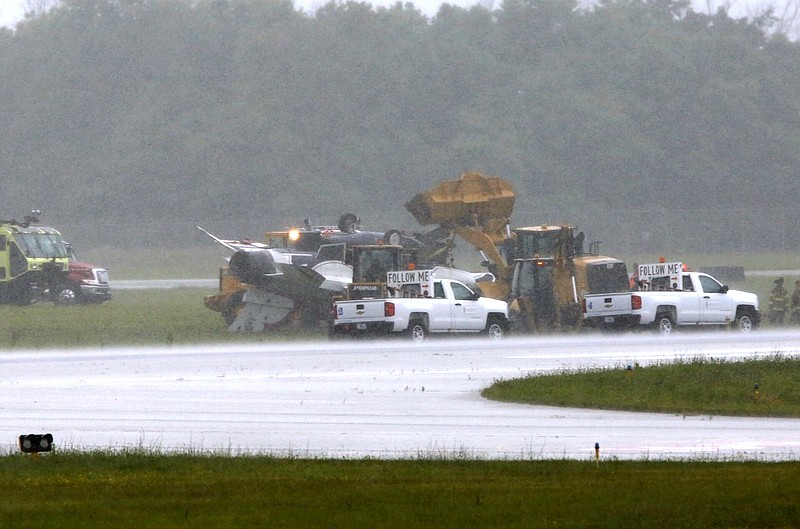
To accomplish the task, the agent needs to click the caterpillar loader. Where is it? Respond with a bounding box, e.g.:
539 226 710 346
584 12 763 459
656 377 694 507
405 173 629 332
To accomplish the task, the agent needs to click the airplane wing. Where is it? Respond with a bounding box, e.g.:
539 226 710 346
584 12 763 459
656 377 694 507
195 225 269 252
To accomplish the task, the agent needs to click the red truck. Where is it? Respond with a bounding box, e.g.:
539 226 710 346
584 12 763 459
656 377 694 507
61 242 112 304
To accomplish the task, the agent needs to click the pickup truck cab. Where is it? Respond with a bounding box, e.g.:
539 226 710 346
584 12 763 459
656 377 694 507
330 269 509 341
583 262 760 334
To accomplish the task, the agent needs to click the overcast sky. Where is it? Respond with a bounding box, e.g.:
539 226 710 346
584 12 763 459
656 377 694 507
0 0 456 25
0 0 23 27
0 0 784 29
0 0 788 36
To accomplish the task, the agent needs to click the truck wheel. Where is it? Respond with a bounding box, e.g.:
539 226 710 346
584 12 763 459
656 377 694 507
733 310 755 332
52 285 78 306
408 320 426 342
484 317 505 339
655 314 674 335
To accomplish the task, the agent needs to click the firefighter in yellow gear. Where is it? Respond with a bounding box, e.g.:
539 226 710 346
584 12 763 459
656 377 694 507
767 277 790 325
791 279 800 326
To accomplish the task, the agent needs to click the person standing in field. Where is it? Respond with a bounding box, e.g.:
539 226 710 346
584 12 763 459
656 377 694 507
767 277 790 325
791 279 800 325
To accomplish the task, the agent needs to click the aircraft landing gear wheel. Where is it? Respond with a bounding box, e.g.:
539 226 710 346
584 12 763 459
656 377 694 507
338 212 358 234
383 229 401 246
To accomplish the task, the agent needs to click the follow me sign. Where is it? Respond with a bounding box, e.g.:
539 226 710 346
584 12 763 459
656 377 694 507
386 269 432 287
638 262 683 278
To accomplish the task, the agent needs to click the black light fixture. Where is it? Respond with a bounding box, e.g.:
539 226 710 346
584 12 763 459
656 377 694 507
18 434 54 453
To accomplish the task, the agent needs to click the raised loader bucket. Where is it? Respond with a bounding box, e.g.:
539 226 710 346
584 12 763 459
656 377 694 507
405 172 515 227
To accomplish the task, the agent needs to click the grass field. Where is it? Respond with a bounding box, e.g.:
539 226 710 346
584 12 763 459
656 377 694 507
0 288 326 349
2 454 800 529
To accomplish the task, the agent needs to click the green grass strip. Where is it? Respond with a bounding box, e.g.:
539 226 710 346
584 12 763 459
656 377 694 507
482 355 800 417
2 454 799 528
0 289 326 349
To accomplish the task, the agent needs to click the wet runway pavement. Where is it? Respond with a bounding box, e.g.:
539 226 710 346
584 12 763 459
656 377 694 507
3 330 799 460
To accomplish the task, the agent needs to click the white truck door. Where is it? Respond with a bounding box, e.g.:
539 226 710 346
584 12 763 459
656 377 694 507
449 281 485 331
697 274 734 323
677 275 702 324
428 282 455 331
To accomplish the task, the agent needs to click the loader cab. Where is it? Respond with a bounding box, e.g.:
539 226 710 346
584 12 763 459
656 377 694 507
511 258 558 327
344 245 419 300
510 254 584 330
512 224 584 260
350 245 407 284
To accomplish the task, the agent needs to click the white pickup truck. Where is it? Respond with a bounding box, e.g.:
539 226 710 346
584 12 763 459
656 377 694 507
582 261 760 334
330 269 510 341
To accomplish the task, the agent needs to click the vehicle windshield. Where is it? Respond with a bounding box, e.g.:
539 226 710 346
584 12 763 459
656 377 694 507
516 232 558 258
14 233 68 259
512 260 553 298
354 249 401 283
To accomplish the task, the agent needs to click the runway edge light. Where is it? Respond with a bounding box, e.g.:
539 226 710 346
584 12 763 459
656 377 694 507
19 433 54 454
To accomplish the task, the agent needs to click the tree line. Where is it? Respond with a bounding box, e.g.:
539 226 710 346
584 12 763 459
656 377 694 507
1 0 798 255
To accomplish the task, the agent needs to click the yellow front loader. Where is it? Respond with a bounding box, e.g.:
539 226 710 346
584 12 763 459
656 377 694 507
406 173 628 332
